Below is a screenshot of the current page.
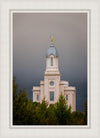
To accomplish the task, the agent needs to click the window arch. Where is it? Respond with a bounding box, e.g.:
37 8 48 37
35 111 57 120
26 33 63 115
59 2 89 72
51 57 53 66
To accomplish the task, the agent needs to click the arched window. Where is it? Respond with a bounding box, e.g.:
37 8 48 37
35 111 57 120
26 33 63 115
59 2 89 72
51 57 53 66
50 92 54 101
37 95 39 101
66 95 68 100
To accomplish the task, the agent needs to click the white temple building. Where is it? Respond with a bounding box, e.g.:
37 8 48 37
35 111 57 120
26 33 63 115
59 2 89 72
32 37 76 112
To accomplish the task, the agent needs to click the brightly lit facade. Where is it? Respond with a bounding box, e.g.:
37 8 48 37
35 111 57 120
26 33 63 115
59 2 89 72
32 37 76 112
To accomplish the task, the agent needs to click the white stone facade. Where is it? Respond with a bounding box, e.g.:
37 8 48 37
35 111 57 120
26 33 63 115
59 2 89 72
32 39 76 112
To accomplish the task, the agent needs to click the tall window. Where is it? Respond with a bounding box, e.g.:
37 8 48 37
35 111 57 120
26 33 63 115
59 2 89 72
37 95 39 101
66 95 68 100
50 92 54 101
51 57 53 66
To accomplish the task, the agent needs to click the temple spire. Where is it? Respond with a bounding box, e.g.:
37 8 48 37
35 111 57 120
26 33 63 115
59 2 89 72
51 36 53 43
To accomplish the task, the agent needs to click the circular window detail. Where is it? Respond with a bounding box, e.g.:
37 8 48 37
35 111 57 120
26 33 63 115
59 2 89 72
50 81 54 86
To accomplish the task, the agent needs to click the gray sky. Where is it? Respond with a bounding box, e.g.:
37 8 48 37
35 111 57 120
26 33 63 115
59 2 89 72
13 13 87 112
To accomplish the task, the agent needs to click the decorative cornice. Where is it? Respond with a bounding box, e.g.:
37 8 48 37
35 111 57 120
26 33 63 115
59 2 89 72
33 87 40 91
64 87 76 91
44 73 60 76
44 71 60 76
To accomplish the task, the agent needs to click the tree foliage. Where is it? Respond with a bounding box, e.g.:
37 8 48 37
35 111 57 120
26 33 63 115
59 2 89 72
13 77 87 125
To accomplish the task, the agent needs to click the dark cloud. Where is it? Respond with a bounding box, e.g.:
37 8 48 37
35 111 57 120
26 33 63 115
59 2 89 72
13 13 87 112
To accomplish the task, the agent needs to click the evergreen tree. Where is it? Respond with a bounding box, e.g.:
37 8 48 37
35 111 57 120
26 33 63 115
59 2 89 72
13 77 87 125
55 94 73 125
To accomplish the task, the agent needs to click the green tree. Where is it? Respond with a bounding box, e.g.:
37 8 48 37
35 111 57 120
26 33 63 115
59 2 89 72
55 94 73 125
33 98 48 125
47 104 58 125
13 77 34 125
13 77 87 125
72 111 85 125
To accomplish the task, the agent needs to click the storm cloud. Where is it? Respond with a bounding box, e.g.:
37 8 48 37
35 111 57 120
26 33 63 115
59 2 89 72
13 13 87 112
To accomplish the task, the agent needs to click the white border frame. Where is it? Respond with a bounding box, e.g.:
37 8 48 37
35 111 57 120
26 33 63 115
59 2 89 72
0 0 100 137
10 10 90 129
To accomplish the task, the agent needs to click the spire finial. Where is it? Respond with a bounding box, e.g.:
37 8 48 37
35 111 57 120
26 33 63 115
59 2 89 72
51 36 53 43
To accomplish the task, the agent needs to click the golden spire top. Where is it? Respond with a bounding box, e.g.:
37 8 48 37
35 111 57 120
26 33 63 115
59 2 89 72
51 36 53 43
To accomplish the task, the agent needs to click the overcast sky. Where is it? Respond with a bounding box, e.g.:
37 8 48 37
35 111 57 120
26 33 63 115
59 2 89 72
13 13 87 112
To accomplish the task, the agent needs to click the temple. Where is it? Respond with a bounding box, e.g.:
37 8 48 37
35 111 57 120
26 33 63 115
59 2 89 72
32 37 76 112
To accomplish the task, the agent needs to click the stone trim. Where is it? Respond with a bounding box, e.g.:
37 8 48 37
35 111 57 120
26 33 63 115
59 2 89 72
44 73 60 76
